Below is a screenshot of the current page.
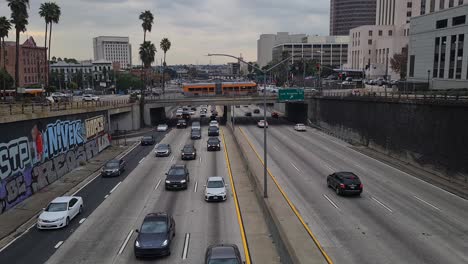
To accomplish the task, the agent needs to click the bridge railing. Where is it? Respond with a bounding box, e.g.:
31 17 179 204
320 90 468 102
0 99 132 116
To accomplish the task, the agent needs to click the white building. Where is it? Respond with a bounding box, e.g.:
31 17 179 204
272 36 349 68
257 32 307 67
93 36 132 69
408 4 468 90
50 60 113 88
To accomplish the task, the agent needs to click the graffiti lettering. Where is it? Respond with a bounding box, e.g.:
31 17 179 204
0 137 31 180
45 120 84 160
86 116 104 139
6 174 26 203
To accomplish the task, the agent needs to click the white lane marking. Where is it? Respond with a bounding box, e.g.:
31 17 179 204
182 233 190 259
291 162 300 172
109 181 122 194
354 163 366 170
138 157 145 164
155 179 162 190
273 146 279 152
79 218 86 224
323 194 340 209
104 194 109 199
199 156 202 163
413 196 441 211
194 181 198 193
371 197 393 213
118 230 134 255
54 241 64 249
171 156 175 162
0 223 36 253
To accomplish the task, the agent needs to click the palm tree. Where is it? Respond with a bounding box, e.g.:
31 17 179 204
139 10 154 43
39 2 53 86
159 38 171 93
139 41 156 68
7 0 29 94
48 3 61 79
0 17 12 70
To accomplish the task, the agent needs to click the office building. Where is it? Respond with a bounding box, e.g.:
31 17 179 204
419 0 466 15
257 32 307 67
93 36 132 69
408 4 468 89
50 60 113 88
330 0 377 36
0 37 48 88
272 36 349 68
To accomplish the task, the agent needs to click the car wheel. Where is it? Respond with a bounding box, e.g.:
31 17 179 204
335 186 341 195
79 205 83 214
65 217 70 226
327 180 331 188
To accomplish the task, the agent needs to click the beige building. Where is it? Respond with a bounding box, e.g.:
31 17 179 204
257 32 307 67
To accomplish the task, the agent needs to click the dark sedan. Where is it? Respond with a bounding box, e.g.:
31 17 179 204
177 119 187 128
101 159 125 177
205 244 243 264
327 172 363 196
208 126 219 136
141 135 155 146
165 164 189 190
181 145 197 160
244 112 252 117
207 137 221 151
134 213 175 258
155 144 171 157
191 129 202 140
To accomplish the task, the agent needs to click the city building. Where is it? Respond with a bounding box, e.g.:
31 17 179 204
419 0 466 15
0 37 48 88
408 3 468 89
93 36 132 69
257 32 307 67
329 0 377 36
227 62 240 75
49 60 113 89
272 36 349 68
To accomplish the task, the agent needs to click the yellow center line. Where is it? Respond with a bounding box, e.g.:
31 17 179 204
221 127 252 264
238 127 334 264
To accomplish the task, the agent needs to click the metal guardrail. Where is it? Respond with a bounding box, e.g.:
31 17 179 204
0 99 132 116
321 91 468 102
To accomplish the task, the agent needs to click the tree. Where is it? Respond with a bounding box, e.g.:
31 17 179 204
0 17 12 100
0 68 14 93
47 2 60 76
160 38 171 93
116 73 143 92
39 2 53 86
139 10 154 43
7 0 30 94
139 41 156 68
390 45 408 79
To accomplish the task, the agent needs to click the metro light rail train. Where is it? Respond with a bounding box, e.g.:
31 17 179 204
182 81 258 96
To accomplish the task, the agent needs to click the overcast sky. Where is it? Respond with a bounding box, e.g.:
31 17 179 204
0 0 330 65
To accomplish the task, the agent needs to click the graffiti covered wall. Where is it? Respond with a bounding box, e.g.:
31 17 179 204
0 111 110 214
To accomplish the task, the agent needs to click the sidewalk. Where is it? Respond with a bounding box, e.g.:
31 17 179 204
223 127 281 264
0 143 135 249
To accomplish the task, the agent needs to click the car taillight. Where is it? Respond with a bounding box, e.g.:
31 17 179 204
359 184 363 189
340 183 345 189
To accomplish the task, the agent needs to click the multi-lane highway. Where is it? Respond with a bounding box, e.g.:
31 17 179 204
45 109 245 264
234 105 468 264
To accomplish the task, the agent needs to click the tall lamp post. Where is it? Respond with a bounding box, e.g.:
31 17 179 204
208 53 293 198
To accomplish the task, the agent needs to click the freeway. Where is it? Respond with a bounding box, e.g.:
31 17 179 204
45 109 245 264
234 105 468 264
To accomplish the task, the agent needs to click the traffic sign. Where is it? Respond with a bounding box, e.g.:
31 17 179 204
278 88 304 102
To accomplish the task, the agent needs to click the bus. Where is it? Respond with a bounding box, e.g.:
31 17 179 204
182 81 257 96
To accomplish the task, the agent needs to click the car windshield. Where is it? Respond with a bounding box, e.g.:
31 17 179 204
168 168 186 176
158 124 167 127
105 161 119 169
183 146 194 152
209 127 218 131
140 220 167 234
208 138 220 144
46 202 68 212
157 144 168 150
208 259 239 264
207 180 224 188
142 136 152 140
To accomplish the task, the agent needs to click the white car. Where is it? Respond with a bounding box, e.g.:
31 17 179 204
204 176 227 201
157 124 168 132
189 110 195 115
294 123 307 131
257 120 268 128
37 196 83 229
209 120 219 128
82 94 100 101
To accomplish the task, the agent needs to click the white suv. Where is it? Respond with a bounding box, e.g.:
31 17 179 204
204 177 227 202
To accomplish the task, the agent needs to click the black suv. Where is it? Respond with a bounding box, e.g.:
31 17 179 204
181 144 196 160
207 137 221 151
208 126 219 136
191 129 201 140
327 172 363 196
141 135 155 146
165 164 189 190
205 244 243 264
177 119 187 128
101 159 125 177
134 213 175 258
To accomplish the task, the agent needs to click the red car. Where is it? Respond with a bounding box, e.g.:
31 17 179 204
271 112 279 118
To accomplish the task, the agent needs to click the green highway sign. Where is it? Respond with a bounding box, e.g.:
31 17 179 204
278 88 304 102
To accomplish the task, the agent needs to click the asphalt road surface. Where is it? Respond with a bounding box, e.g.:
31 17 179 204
234 105 468 264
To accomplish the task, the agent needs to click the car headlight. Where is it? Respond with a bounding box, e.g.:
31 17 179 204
180 180 186 183
135 240 140 248
165 180 171 184
113 169 119 172
192 152 195 155
161 239 168 247
217 144 220 147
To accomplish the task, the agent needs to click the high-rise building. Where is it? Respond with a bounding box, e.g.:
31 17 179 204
257 32 307 67
93 36 132 69
330 0 377 36
419 0 466 15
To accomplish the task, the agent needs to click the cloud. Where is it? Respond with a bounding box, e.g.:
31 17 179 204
0 0 330 65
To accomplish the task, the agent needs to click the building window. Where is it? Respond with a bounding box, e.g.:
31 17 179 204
369 50 371 55
452 15 466 26
407 11 412 18
436 19 448 28
456 34 464 79
421 0 426 15
409 55 415 77
449 35 457 78
389 30 393 36
440 0 445 9
368 39 372 45
369 30 373 36
459 0 464 5
434 37 440 77
449 0 454 7
407 2 412 7
440 36 447 78
378 30 382 36
430 0 435 12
